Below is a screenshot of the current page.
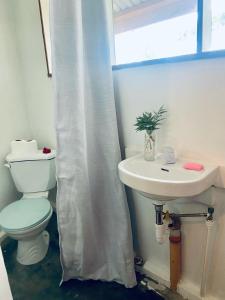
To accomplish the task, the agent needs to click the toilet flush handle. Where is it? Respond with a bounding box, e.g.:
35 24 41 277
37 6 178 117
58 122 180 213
4 163 10 168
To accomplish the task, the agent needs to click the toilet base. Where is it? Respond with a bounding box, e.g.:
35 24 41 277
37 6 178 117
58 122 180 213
17 230 50 265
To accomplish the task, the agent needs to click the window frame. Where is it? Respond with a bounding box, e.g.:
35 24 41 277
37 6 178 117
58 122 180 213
112 0 225 70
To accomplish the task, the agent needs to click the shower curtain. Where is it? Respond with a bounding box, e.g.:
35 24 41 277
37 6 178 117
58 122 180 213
50 0 136 287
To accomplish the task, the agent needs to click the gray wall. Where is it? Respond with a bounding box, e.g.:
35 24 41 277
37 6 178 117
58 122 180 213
0 1 31 210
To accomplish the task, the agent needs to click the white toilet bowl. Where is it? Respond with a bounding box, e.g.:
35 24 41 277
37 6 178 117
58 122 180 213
0 198 53 265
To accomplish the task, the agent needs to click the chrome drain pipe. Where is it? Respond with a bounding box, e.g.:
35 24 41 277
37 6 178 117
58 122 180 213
154 205 164 225
154 205 165 244
168 207 214 221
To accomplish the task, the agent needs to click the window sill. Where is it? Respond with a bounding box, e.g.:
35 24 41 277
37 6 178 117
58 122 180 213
112 50 225 71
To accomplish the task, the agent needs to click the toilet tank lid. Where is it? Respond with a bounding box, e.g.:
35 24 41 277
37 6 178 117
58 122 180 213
6 149 56 163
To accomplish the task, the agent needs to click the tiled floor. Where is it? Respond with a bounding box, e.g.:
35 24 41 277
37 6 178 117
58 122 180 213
2 213 182 300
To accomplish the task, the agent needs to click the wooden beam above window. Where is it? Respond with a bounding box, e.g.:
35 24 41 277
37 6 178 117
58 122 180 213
114 0 197 34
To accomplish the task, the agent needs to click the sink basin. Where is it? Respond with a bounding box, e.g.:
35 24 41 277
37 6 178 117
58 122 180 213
118 154 218 202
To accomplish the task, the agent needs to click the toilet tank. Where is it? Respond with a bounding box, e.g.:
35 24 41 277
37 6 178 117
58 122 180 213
6 140 56 193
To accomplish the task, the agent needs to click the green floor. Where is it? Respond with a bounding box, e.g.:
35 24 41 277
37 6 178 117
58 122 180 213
2 213 164 300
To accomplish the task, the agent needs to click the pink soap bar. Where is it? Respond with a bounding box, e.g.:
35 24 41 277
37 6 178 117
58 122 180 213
183 162 204 171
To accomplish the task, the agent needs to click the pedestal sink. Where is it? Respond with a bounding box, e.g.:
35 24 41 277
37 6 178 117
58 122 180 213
118 154 218 202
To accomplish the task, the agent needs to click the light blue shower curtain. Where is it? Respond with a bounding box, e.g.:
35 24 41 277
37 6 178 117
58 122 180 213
50 0 136 287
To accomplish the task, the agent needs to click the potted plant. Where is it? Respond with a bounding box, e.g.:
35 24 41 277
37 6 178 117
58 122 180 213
134 106 167 161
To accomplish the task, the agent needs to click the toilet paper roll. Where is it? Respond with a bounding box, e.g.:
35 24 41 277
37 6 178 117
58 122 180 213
11 140 38 155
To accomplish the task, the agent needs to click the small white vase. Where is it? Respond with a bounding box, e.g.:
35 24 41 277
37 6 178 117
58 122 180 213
144 130 155 161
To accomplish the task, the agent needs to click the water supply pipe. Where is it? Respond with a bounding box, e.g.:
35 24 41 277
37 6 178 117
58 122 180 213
152 205 215 294
169 216 181 291
200 209 215 297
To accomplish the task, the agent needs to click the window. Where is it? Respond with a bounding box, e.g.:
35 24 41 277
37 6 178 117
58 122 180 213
113 0 225 67
203 0 225 51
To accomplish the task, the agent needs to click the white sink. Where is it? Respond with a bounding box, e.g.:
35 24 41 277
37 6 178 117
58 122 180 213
118 154 218 202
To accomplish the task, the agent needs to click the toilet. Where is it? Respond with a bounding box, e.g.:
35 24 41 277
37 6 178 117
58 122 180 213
0 140 56 265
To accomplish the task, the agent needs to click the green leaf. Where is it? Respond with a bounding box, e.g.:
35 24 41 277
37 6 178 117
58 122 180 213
134 105 167 132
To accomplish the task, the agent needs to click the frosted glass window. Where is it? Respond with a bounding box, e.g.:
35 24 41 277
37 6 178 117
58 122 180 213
203 0 225 51
114 0 197 65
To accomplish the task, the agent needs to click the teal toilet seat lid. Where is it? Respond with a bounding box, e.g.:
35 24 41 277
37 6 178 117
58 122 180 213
0 198 51 232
